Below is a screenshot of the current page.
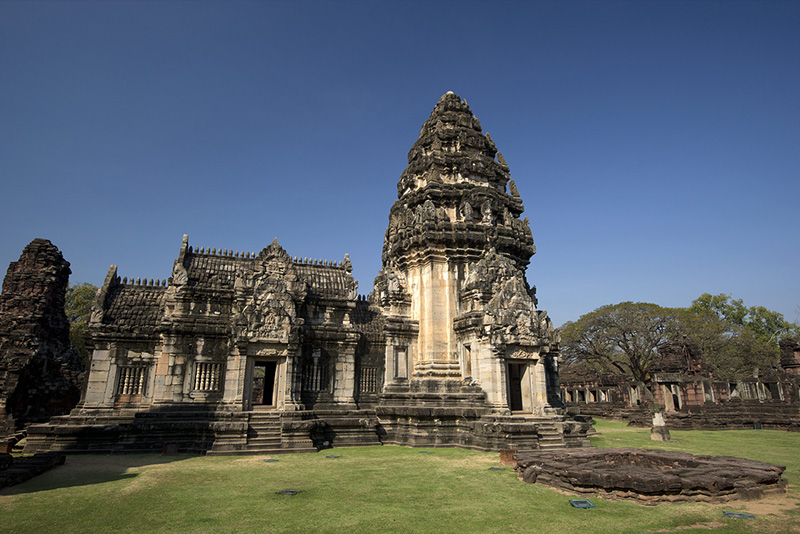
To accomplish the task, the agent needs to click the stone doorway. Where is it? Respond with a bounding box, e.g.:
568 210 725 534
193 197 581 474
252 361 277 407
507 362 530 412
663 383 682 411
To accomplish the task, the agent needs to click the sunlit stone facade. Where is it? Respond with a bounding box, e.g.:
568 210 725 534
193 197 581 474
25 93 591 454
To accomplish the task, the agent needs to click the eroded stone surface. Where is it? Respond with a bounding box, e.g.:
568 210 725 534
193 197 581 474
516 448 786 504
0 239 84 436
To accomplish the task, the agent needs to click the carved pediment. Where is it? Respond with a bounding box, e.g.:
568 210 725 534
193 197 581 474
373 266 408 307
481 274 556 348
462 248 521 296
233 240 306 343
256 238 291 266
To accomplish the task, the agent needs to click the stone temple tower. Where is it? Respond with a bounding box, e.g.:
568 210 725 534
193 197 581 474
22 92 591 454
375 92 574 447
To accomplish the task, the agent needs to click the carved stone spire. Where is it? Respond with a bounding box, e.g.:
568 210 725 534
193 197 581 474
383 92 535 273
397 91 510 197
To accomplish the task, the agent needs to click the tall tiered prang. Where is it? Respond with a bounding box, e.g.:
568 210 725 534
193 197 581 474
375 92 574 448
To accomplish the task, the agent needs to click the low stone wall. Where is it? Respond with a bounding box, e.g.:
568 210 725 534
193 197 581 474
664 401 800 430
568 401 800 430
566 403 652 426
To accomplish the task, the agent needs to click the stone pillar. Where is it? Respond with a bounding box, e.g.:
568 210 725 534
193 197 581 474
533 359 550 415
83 348 113 407
283 346 304 410
332 336 359 407
408 259 462 378
223 342 247 406
481 348 509 412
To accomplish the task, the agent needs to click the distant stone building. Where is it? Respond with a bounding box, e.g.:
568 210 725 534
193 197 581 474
560 338 800 430
0 239 84 436
24 93 591 454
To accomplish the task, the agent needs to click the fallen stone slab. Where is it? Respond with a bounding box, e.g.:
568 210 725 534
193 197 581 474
515 448 785 505
0 453 66 489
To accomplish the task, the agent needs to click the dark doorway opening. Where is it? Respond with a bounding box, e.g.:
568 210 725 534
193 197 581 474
508 363 524 411
252 361 277 406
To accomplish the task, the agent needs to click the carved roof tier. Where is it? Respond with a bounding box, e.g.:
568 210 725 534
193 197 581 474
383 92 535 271
101 284 167 331
185 252 244 291
351 299 384 341
398 91 511 199
293 263 356 301
183 248 356 301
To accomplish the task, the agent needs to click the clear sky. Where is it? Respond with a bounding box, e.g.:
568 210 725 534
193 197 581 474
1 0 798 327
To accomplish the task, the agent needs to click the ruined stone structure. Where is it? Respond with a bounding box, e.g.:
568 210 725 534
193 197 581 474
560 339 800 430
0 239 84 436
515 448 786 504
780 337 800 378
24 93 591 454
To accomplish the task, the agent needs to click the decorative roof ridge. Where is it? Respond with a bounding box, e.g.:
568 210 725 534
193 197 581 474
187 246 257 259
117 277 169 288
292 252 353 273
292 257 346 269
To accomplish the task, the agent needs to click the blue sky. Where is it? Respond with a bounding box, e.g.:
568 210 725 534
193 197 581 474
1 0 798 327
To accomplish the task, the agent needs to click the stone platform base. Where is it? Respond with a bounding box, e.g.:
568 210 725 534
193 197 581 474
23 407 384 456
23 400 592 455
377 379 592 451
0 453 66 488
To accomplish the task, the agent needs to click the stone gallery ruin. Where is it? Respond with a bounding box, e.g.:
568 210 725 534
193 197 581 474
23 93 593 454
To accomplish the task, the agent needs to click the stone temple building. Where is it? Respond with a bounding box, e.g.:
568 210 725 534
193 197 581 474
25 93 591 454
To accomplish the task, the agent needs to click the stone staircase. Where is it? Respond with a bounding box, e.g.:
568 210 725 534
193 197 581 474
532 419 567 450
243 412 283 454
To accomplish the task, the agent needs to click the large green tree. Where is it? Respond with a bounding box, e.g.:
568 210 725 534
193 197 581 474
561 294 799 383
65 282 98 363
560 302 681 384
681 293 800 378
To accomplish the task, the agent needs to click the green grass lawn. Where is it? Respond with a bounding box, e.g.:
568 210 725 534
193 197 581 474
2 422 799 534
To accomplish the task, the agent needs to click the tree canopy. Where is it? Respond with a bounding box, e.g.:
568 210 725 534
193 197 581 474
560 302 681 384
682 293 800 378
560 294 800 383
65 282 98 363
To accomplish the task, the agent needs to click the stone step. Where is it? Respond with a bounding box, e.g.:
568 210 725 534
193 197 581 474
247 438 281 446
247 432 280 439
247 428 282 437
539 437 565 443
538 442 567 450
538 430 563 437
249 430 280 437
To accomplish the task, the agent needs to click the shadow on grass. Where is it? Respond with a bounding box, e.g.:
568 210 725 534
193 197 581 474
1 453 198 495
